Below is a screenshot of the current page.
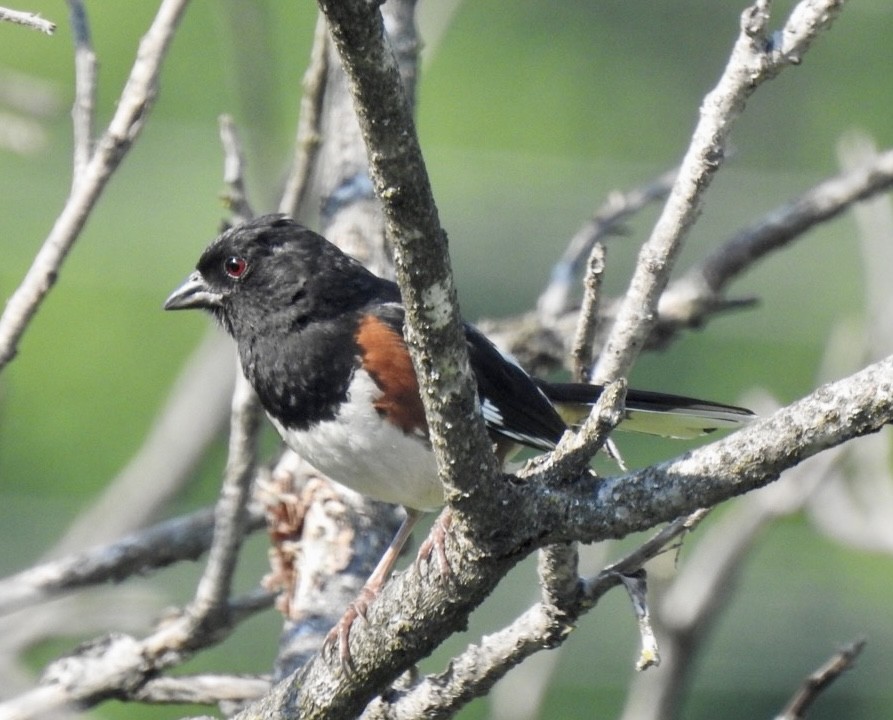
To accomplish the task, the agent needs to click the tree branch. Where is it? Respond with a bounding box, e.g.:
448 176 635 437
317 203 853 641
594 0 846 383
0 503 266 617
0 589 275 719
0 5 55 34
775 639 866 720
0 0 191 371
486 142 893 377
669 145 893 316
66 0 96 181
279 11 328 219
132 673 270 706
219 114 255 223
188 373 262 621
537 168 676 322
234 344 891 718
360 512 707 719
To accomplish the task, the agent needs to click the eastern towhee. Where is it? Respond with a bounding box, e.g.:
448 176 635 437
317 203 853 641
165 214 753 659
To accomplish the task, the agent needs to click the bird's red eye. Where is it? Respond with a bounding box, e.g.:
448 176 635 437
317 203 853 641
224 256 248 279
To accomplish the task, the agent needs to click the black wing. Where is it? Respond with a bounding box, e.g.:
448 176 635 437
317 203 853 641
464 324 566 450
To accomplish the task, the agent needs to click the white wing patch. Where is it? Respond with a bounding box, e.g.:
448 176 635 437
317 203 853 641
481 398 503 426
481 397 556 449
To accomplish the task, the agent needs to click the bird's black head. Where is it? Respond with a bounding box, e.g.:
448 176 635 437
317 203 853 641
164 214 397 340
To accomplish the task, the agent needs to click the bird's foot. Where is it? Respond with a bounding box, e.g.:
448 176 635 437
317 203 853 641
416 509 453 579
324 584 378 672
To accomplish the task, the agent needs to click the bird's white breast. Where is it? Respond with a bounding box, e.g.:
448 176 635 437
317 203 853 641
269 369 443 511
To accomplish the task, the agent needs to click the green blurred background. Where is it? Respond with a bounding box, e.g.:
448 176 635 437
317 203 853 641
1 1 892 718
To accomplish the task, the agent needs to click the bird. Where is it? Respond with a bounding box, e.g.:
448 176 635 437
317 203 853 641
164 214 753 660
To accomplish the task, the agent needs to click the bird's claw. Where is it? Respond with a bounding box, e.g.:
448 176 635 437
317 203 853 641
324 585 377 672
416 510 453 579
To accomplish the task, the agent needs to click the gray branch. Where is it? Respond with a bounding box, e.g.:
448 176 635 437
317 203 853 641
132 673 270 706
188 373 262 622
67 0 95 180
361 513 707 719
485 141 893 377
0 0 191 371
594 0 846 383
663 145 893 323
775 639 866 720
0 589 275 720
0 6 55 34
235 349 892 717
0 504 266 617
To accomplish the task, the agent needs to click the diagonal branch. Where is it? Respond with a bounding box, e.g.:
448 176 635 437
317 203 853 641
686 145 893 297
0 5 55 34
488 142 893 375
188 372 262 621
0 589 275 720
0 503 266 617
0 0 192 372
236 347 892 718
775 639 866 720
361 512 707 719
594 0 846 383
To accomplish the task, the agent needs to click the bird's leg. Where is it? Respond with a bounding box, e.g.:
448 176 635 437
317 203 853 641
416 508 452 578
326 506 424 669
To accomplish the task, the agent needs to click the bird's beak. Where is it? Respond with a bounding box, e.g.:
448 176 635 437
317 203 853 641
163 271 223 311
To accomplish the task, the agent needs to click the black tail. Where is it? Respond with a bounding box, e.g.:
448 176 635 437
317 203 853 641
537 380 754 440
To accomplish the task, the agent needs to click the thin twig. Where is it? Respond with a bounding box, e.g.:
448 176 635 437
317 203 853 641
570 242 606 382
537 378 627 480
0 6 55 34
0 0 192 372
537 168 676 321
616 571 660 671
539 246 607 612
594 0 846 384
0 503 266 617
66 0 95 184
219 114 254 223
132 673 271 705
583 509 710 605
775 640 866 720
189 367 261 620
279 11 328 218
